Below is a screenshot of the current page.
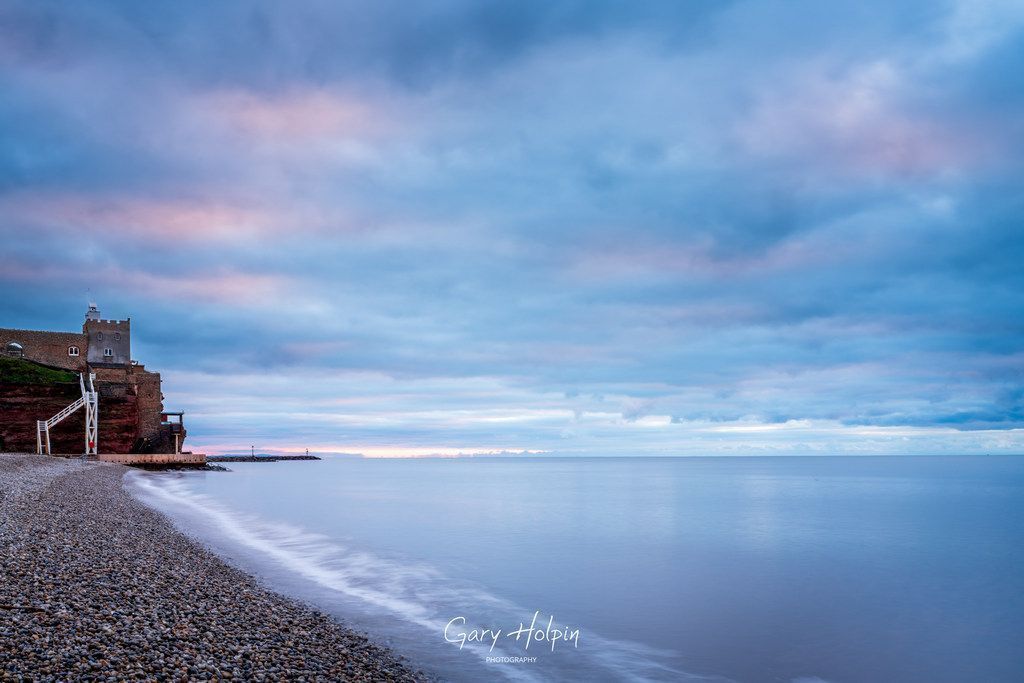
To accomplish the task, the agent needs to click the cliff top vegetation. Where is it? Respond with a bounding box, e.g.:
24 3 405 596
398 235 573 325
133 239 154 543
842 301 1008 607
0 356 77 385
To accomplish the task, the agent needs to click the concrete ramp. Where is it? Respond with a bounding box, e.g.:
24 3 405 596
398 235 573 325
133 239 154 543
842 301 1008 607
98 452 206 466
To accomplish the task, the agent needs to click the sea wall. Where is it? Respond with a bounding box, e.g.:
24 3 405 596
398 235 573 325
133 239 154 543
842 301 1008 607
98 452 206 465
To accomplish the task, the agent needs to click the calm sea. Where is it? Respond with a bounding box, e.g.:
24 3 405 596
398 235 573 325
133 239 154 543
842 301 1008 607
127 456 1024 682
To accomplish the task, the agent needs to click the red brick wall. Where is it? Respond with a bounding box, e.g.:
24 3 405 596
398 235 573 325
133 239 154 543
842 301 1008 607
0 328 87 371
94 380 142 453
91 365 131 383
134 368 164 441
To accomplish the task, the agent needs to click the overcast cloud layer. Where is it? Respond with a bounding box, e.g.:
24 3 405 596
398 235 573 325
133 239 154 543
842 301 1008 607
1 0 1022 455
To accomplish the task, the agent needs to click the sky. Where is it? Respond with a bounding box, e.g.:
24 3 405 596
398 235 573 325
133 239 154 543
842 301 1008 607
1 0 1022 456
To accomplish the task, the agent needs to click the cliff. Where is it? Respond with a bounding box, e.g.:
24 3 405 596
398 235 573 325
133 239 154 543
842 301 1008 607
0 357 168 454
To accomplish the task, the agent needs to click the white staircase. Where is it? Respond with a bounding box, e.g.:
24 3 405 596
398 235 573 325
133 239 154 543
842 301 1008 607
36 373 98 456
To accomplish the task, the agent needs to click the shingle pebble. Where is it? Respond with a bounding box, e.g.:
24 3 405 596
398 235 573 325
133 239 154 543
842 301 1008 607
0 454 430 682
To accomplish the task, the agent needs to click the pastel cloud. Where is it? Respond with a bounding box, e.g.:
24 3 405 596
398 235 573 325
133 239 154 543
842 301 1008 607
0 192 274 242
0 0 1021 456
0 256 297 311
735 61 986 177
201 88 390 142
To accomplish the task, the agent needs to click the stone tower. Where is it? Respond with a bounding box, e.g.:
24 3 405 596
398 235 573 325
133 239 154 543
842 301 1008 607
82 304 131 366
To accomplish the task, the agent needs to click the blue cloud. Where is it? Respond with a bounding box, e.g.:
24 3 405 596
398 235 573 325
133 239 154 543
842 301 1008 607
1 0 1022 454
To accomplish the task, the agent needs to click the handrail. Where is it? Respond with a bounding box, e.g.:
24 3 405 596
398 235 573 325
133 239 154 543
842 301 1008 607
45 397 85 428
36 372 98 455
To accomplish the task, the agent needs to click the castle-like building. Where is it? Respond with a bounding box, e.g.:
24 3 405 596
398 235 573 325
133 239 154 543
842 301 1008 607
1 304 185 455
3 304 133 371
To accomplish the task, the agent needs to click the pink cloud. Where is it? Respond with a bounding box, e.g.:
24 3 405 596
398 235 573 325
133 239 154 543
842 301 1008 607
735 61 988 177
0 192 270 242
0 259 293 308
201 88 392 142
117 269 291 307
0 190 366 244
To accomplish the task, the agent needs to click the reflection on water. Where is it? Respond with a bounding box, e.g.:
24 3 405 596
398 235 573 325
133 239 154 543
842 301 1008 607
128 456 1024 682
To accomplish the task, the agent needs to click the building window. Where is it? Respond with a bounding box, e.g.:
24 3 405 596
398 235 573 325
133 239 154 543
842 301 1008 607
97 332 103 341
68 346 80 356
103 348 113 357
115 332 121 341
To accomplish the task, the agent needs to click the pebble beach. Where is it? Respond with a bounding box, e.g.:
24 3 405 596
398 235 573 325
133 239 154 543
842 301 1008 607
0 454 427 682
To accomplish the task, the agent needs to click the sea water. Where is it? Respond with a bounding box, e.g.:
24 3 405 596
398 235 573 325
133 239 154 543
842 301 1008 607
127 456 1024 682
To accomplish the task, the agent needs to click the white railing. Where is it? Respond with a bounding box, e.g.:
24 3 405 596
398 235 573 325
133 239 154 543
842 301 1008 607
44 397 85 428
85 373 98 457
36 373 98 456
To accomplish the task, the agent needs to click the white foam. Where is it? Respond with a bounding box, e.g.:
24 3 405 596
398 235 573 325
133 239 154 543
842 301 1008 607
127 472 715 682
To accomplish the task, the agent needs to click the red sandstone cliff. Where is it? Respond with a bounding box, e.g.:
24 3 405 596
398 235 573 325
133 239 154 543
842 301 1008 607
0 358 179 455
0 381 142 454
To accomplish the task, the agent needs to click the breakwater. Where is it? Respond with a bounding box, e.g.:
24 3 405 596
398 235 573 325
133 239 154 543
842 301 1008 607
207 455 322 463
